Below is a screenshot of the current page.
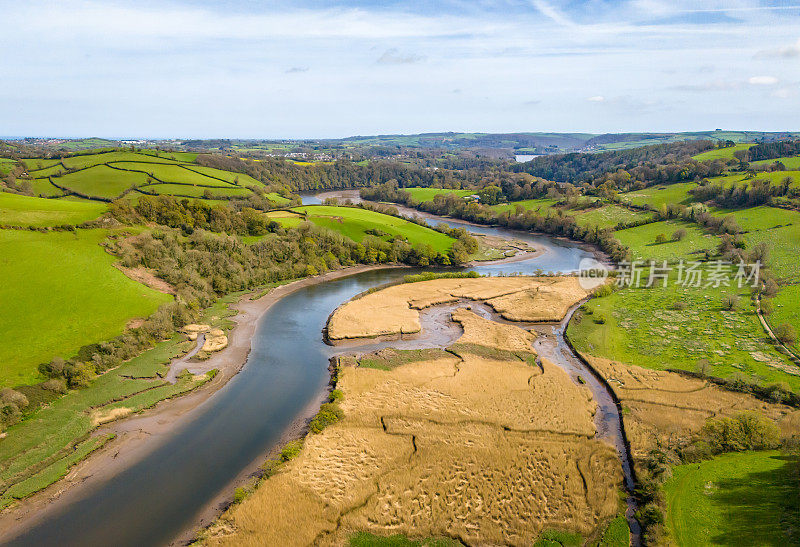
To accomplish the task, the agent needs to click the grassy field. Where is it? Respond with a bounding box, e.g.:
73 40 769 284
614 220 717 262
567 268 800 390
751 155 800 170
707 170 800 189
692 143 752 161
292 205 456 253
620 182 699 209
664 451 800 546
21 150 264 202
709 206 800 281
404 187 473 202
572 204 652 229
491 197 562 215
0 193 106 227
0 158 17 175
0 228 172 387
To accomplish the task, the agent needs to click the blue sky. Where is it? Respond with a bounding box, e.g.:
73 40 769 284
1 0 799 138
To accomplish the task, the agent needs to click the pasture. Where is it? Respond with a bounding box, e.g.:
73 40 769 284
567 269 800 390
613 220 716 262
620 182 698 209
0 193 106 227
20 150 264 202
403 187 473 202
491 197 562 215
292 205 455 253
0 228 172 387
751 155 800 170
692 143 752 161
571 204 652 229
664 451 800 546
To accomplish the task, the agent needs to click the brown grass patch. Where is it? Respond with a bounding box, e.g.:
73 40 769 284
583 354 800 464
202 328 228 352
115 264 175 294
91 407 132 426
208 315 619 546
328 276 590 340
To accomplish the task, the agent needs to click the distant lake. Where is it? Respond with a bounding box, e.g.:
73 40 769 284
515 154 541 162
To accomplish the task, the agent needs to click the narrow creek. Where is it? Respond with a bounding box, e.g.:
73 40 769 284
5 193 637 547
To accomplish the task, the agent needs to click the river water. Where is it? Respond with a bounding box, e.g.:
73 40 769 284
6 193 636 546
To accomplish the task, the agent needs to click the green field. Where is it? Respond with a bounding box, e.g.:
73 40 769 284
0 193 106 227
664 451 799 546
621 182 699 209
0 229 172 387
751 155 800 170
567 269 800 390
707 171 800 189
0 158 17 175
710 206 800 281
22 150 264 202
292 205 456 253
572 204 652 229
614 220 716 262
404 187 473 203
491 198 562 216
141 183 252 199
692 144 752 162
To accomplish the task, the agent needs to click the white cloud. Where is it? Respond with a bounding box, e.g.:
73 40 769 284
377 48 425 65
772 86 796 99
587 96 605 102
748 75 779 85
755 38 800 58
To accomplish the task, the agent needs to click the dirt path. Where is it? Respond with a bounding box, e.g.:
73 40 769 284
0 264 399 544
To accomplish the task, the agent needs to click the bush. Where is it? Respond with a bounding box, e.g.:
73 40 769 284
41 378 68 394
722 294 740 310
672 300 688 311
308 402 343 433
280 440 303 462
328 389 343 402
760 298 774 315
593 284 613 298
774 322 797 344
672 228 687 241
233 487 248 504
654 233 667 244
699 412 780 453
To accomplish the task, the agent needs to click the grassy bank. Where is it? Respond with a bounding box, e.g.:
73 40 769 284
0 228 172 387
664 450 800 546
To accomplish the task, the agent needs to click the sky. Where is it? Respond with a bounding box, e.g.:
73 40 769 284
1 0 799 139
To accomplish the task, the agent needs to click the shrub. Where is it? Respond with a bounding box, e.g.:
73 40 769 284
593 315 606 324
41 378 68 393
280 440 303 462
695 358 711 376
308 402 343 433
774 322 797 344
722 294 740 310
233 487 248 504
699 412 780 453
760 298 774 315
672 228 687 241
672 300 687 311
328 389 343 402
654 233 667 244
593 284 613 298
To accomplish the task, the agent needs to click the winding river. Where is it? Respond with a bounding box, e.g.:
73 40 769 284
5 194 637 546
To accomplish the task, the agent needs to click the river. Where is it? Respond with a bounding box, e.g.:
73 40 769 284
5 193 636 546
